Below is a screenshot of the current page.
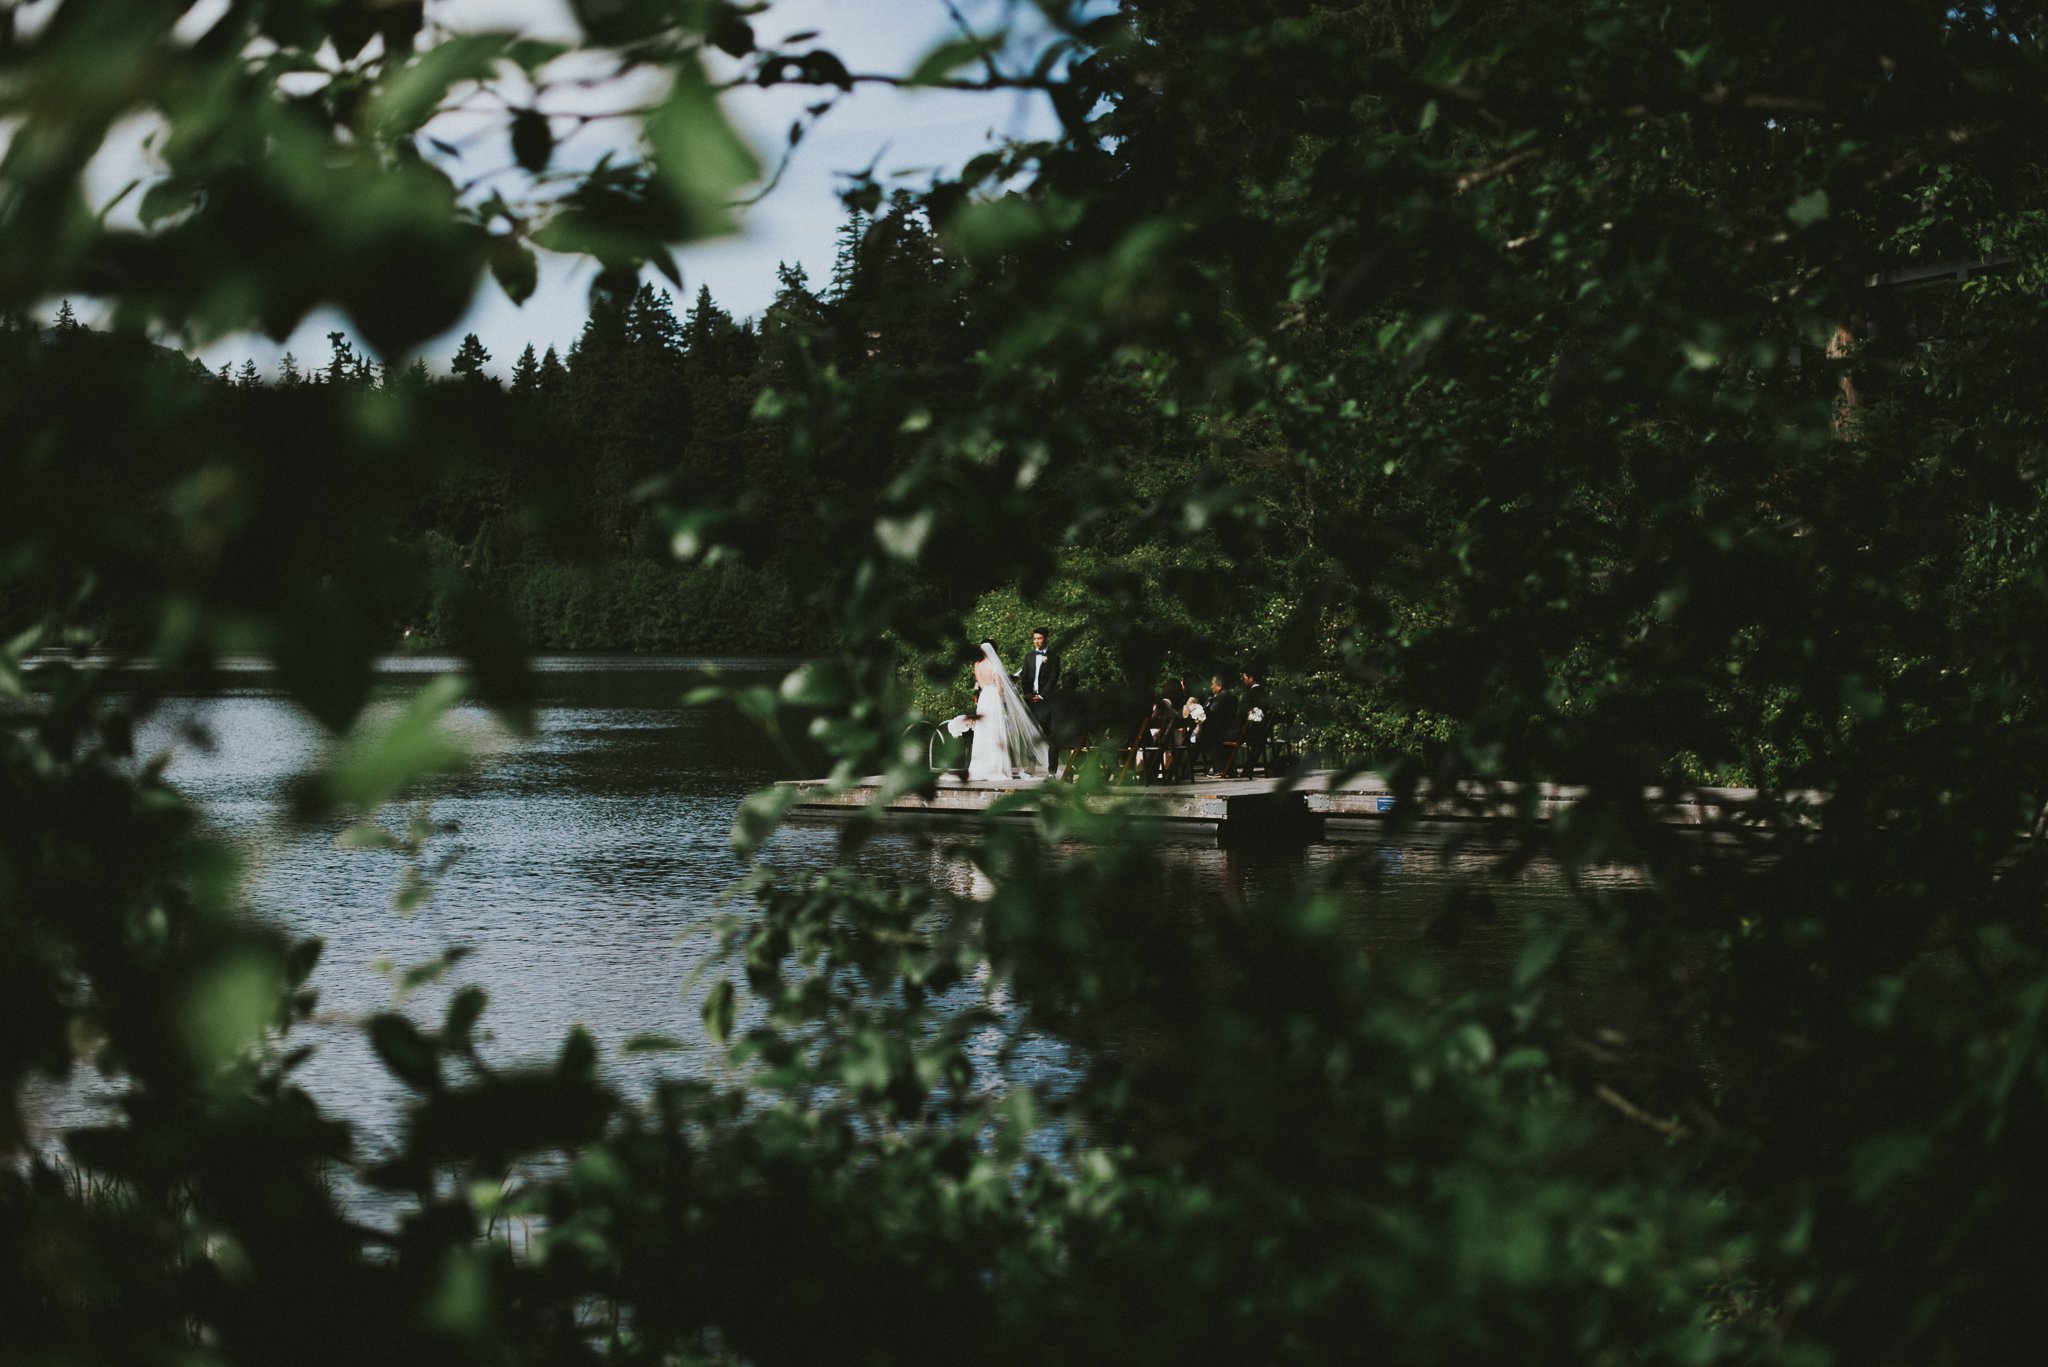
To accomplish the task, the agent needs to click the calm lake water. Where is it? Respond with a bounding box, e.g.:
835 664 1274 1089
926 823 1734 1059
30 657 1612 1160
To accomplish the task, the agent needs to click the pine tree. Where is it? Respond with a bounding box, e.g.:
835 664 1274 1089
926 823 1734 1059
570 286 629 370
278 351 302 386
326 331 359 387
52 299 82 333
828 192 959 369
684 284 741 369
625 285 684 352
237 359 261 387
510 342 541 394
775 259 813 301
827 210 871 300
537 345 567 397
451 332 495 384
217 363 232 385
762 260 828 375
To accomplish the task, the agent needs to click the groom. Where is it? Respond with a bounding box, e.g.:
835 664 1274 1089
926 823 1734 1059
1014 627 1061 741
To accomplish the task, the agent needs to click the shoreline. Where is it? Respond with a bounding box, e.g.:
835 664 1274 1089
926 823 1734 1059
21 650 814 675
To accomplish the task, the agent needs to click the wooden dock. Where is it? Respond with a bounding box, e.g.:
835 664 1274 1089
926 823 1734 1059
778 771 1825 845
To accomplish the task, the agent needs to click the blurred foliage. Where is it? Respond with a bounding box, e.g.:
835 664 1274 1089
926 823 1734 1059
7 1 2048 1365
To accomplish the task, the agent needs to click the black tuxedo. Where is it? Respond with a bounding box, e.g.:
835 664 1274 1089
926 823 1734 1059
1015 649 1060 700
1014 648 1061 737
1196 687 1236 770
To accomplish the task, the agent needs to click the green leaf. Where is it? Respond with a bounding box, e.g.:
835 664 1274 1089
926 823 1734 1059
910 34 1004 86
489 236 538 305
702 980 736 1045
400 946 473 996
1788 188 1830 228
947 196 1062 263
176 953 286 1081
876 508 935 561
508 38 570 72
335 824 404 850
1849 1133 1933 1200
367 33 513 139
731 784 800 857
368 1013 444 1091
645 58 760 239
557 1025 598 1081
319 674 472 814
445 985 488 1048
510 108 553 174
138 179 196 227
623 1033 685 1053
779 660 849 707
1513 930 1566 991
423 1249 490 1335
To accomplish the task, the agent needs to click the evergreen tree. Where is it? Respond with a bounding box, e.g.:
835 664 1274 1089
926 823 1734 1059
537 345 568 397
395 357 431 392
830 190 958 369
237 359 261 388
278 350 302 385
772 260 821 317
625 285 685 353
826 209 871 300
510 342 541 395
561 283 694 546
683 285 744 370
325 331 359 388
52 299 82 333
568 284 630 369
760 260 828 378
450 332 495 384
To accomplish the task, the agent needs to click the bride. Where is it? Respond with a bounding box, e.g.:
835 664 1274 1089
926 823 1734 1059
966 638 1049 782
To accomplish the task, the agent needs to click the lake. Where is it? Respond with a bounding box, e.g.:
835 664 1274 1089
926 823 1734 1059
26 657 1608 1159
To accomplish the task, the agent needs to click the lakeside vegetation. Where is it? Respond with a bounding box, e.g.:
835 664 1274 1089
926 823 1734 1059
6 2 2048 1364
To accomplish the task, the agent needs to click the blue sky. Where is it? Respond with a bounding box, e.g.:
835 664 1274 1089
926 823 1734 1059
85 0 1064 374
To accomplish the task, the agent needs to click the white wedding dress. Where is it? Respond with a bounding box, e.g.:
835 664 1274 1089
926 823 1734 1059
966 644 1049 782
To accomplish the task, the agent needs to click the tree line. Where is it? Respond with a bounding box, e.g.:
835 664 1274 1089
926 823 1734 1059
4 194 977 661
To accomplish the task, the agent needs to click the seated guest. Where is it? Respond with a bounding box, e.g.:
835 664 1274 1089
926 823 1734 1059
1132 694 1180 781
1177 678 1207 753
1160 676 1192 759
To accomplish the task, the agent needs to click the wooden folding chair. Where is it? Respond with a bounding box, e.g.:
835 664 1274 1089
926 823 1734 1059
1216 712 1272 779
1117 702 1175 783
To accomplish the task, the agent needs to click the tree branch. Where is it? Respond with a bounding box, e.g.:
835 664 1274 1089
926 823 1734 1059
942 0 1008 86
1454 146 1545 194
1595 1084 1693 1140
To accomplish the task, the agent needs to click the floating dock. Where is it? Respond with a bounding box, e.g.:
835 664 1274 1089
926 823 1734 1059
778 772 1825 845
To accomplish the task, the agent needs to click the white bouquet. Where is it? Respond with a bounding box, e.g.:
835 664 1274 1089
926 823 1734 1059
1247 707 1265 723
945 714 974 737
1183 701 1207 722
